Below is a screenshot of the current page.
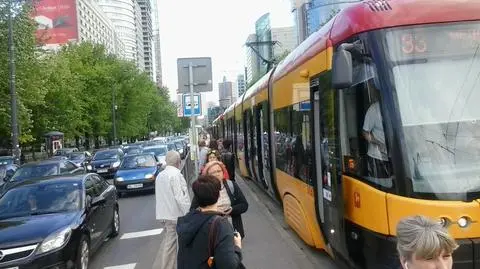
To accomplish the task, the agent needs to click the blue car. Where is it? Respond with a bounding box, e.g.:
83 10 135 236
114 153 162 197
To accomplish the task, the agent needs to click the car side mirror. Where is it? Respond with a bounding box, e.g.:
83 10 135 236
91 196 106 207
86 195 92 208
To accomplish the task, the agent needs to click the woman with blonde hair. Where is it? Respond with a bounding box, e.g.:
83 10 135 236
191 161 248 238
396 215 458 269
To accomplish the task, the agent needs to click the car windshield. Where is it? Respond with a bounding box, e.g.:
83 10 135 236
384 21 480 200
121 155 156 169
167 144 175 151
0 182 81 219
125 147 142 155
0 157 14 165
93 151 118 160
11 164 58 182
143 147 167 157
68 153 84 160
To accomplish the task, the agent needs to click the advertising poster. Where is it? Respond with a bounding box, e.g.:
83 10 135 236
33 0 78 45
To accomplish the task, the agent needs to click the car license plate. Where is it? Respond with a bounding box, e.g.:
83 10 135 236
127 183 143 189
97 169 108 173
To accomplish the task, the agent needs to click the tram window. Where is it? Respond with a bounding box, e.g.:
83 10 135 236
292 103 313 185
340 64 394 189
274 107 291 173
236 121 243 152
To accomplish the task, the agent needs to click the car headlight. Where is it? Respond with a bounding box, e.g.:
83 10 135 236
115 177 124 182
86 165 93 171
145 173 154 180
37 227 72 254
112 161 121 168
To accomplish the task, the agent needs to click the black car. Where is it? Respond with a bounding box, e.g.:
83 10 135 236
87 149 124 179
0 174 119 269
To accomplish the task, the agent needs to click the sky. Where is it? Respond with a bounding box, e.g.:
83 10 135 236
157 0 294 107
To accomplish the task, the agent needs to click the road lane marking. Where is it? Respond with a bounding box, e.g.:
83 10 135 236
104 263 136 269
120 228 164 240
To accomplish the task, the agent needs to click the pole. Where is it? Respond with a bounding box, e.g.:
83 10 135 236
8 0 20 161
112 88 117 145
188 62 198 175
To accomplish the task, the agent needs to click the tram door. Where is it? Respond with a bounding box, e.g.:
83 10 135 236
312 74 349 260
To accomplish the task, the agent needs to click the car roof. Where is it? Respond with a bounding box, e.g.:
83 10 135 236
5 174 87 190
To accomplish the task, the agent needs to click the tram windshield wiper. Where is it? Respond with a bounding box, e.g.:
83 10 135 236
425 139 455 155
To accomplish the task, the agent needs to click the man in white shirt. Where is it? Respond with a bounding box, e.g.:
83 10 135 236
362 96 392 179
155 151 191 269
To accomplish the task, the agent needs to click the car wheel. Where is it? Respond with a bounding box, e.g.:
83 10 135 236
110 207 120 237
76 235 90 269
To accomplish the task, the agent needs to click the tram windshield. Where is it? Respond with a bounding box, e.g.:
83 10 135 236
384 21 480 200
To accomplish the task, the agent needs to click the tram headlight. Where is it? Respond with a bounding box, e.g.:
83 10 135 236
439 217 450 227
457 217 470 228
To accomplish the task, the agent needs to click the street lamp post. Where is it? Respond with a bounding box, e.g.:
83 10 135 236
112 88 117 145
8 0 20 161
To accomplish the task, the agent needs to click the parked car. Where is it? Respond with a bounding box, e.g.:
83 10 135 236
114 153 162 197
0 174 119 268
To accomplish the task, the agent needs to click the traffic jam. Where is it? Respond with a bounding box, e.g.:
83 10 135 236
0 136 188 269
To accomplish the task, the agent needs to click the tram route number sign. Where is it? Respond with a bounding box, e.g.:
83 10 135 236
387 23 480 61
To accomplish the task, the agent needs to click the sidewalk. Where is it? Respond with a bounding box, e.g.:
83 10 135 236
236 176 337 269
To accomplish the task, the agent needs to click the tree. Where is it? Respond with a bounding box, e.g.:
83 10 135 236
0 2 46 146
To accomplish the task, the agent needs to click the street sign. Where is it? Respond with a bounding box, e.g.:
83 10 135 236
177 57 213 93
183 94 201 117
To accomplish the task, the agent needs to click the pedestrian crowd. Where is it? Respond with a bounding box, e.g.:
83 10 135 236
155 137 247 269
154 136 459 269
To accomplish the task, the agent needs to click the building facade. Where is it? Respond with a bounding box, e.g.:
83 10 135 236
137 0 154 80
306 0 352 36
271 26 296 59
245 34 258 85
218 76 233 109
134 1 145 71
151 0 163 86
95 0 143 69
290 0 308 45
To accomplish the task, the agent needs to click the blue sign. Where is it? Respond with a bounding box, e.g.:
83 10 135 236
299 101 311 111
183 94 201 116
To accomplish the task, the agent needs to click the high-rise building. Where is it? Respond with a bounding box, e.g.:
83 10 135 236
290 0 308 45
137 0 154 80
306 0 352 36
151 0 163 86
134 1 145 71
34 0 125 57
245 34 258 85
237 74 246 97
271 26 296 59
95 0 144 69
218 76 233 109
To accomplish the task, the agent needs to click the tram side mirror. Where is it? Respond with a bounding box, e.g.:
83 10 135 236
332 48 353 89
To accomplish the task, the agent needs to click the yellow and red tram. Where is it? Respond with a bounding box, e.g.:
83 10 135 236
211 0 480 267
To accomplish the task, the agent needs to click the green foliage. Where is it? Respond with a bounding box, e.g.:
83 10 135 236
0 7 187 148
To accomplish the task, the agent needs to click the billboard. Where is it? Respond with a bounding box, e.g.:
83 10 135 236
34 0 78 45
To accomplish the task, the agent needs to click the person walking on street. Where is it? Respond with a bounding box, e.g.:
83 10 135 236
155 151 191 269
220 139 235 182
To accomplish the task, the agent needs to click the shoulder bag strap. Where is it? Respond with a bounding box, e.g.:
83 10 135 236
207 216 222 268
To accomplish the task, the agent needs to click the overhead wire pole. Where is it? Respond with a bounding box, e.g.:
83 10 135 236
245 40 279 74
8 0 20 162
